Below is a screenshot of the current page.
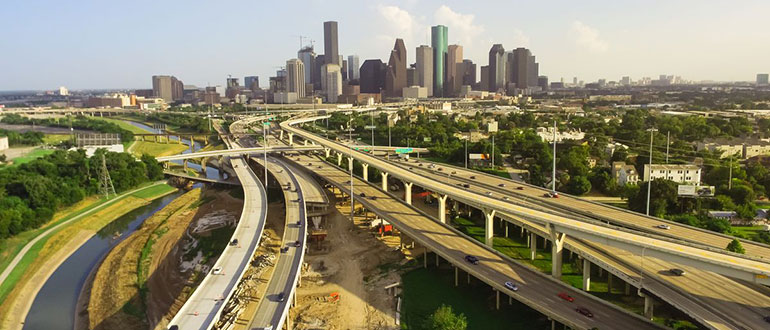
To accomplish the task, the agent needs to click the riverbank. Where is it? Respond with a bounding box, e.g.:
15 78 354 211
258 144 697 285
82 188 243 330
0 183 178 330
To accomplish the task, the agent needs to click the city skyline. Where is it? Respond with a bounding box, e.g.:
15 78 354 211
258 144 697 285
1 0 769 90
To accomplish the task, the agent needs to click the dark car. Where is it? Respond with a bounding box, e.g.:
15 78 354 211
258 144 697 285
576 307 593 318
296 220 302 226
470 176 476 179
293 240 301 247
277 292 285 302
281 246 289 253
168 326 179 330
307 162 313 166
464 255 479 265
764 315 770 323
462 183 470 188
498 183 506 187
669 268 686 276
229 239 239 246
370 196 378 200
360 192 367 197
516 186 524 190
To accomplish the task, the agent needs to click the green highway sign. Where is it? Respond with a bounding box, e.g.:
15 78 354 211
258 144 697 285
395 147 413 154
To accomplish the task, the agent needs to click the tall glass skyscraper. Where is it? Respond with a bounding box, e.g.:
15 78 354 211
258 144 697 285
431 25 448 97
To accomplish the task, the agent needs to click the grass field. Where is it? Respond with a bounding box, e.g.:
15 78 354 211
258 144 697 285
130 141 188 157
8 148 54 166
732 226 766 241
42 134 72 145
0 183 176 310
98 118 154 134
400 267 548 330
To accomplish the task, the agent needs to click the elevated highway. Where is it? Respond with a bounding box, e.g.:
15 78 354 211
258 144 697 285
280 116 770 286
284 152 660 330
155 146 323 162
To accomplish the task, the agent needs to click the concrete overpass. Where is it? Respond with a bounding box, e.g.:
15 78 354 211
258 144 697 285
162 171 240 186
155 146 323 162
281 115 770 286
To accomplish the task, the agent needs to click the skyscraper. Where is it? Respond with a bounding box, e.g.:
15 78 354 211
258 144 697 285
480 66 489 91
758 74 769 86
324 21 339 65
286 59 306 97
298 46 316 85
313 55 325 90
359 59 387 94
416 45 433 97
244 76 259 90
431 25 448 97
458 59 476 87
225 77 240 99
509 47 539 90
342 59 348 81
488 44 506 92
152 75 183 103
321 63 342 103
385 39 407 97
446 45 463 96
348 55 360 80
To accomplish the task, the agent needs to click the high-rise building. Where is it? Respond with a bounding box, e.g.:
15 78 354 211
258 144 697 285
298 46 316 85
446 45 463 96
286 59 306 97
324 21 339 65
342 59 348 81
621 76 631 86
152 75 183 103
347 55 360 80
225 77 240 99
488 44 506 92
244 76 259 90
758 74 769 86
537 76 549 90
385 38 407 97
359 59 387 94
431 25 448 97
416 45 433 97
480 66 489 92
406 65 418 87
321 63 342 103
313 54 325 90
509 47 539 90
459 59 476 87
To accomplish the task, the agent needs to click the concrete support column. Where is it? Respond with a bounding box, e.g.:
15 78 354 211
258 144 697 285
166 135 170 143
437 195 449 224
201 157 208 174
625 282 631 295
381 172 389 191
288 132 294 145
279 130 284 140
483 209 497 247
304 139 308 146
404 182 413 205
454 266 458 287
324 148 331 158
496 290 500 310
504 222 509 237
155 135 159 143
548 224 566 280
436 253 439 267
163 161 169 169
183 159 188 172
348 157 354 173
582 259 591 291
521 226 525 237
551 319 556 330
424 250 427 268
642 293 654 319
362 163 369 181
530 233 537 260
336 153 342 166
607 273 614 293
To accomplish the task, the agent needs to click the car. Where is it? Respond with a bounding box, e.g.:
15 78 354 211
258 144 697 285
764 315 770 323
370 196 378 200
470 176 476 179
212 267 223 275
296 220 302 226
277 169 283 173
575 307 593 318
229 239 239 246
360 192 367 197
418 163 423 166
307 162 313 166
557 292 574 302
498 183 506 187
462 183 471 188
669 268 686 276
655 224 671 230
168 326 179 330
545 191 559 198
293 240 301 247
485 192 492 196
409 167 414 170
516 186 524 190
234 164 239 168
464 255 480 265
317 166 323 169
277 292 285 302
503 196 510 201
504 281 519 291
438 168 443 171
451 171 457 175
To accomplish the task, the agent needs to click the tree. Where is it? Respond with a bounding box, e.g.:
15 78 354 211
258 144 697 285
628 179 679 217
424 305 467 330
726 239 746 254
559 145 590 177
567 175 592 195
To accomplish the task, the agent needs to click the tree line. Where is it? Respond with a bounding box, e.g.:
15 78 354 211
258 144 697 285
1 114 134 143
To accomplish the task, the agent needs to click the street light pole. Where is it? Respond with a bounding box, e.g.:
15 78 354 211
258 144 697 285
491 135 495 169
552 120 557 193
349 115 354 222
371 109 374 147
665 131 670 164
646 128 658 216
464 134 468 169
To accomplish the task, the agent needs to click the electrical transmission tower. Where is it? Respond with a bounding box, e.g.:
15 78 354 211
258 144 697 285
99 153 116 198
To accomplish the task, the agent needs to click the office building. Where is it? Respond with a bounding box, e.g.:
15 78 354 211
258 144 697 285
403 86 428 99
416 45 433 97
385 38 407 97
621 76 631 86
360 59 387 94
348 55 360 80
446 45 463 96
537 76 549 90
488 44 506 92
313 54 325 90
244 76 259 91
152 75 183 103
431 25 448 97
459 59 476 87
58 86 69 96
480 66 489 91
509 47 539 90
324 21 339 65
758 74 770 86
406 66 418 87
286 59 306 98
342 59 348 81
612 162 639 186
298 46 316 85
225 77 240 99
321 63 342 103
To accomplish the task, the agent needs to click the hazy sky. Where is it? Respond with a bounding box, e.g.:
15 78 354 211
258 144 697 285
2 0 769 90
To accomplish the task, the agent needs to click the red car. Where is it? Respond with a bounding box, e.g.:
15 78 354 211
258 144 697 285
558 292 574 302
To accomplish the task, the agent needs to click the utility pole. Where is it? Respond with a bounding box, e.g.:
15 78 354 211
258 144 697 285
264 101 268 190
728 155 733 190
464 134 468 169
665 131 670 164
371 109 375 147
349 115 354 222
491 135 495 169
646 128 658 216
552 120 557 193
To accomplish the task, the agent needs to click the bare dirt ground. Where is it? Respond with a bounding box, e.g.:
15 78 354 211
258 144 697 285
290 190 406 330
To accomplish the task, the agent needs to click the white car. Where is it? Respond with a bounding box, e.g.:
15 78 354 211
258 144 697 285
212 267 223 275
504 281 519 291
655 224 671 230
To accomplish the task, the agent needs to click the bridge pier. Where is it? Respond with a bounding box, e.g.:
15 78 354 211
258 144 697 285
324 147 330 158
288 132 294 145
641 293 654 319
607 272 613 293
155 135 159 143
201 157 208 175
530 232 537 260
504 222 509 237
454 266 458 287
582 259 591 291
303 139 308 146
348 157 353 172
381 172 389 191
183 159 188 172
336 152 342 166
423 250 427 268
166 134 171 144
163 161 169 169
280 130 284 140
362 163 368 181
177 135 182 144
404 182 413 205
437 195 448 224
625 282 631 295
495 289 500 310
548 224 566 279
483 209 496 247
